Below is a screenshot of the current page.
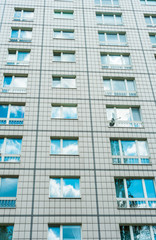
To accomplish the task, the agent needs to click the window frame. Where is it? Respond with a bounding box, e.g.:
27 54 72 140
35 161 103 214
53 29 75 39
13 9 34 21
95 0 119 6
2 75 28 93
10 28 32 42
49 177 81 198
103 78 137 96
50 138 79 155
54 10 74 19
52 76 76 89
7 50 30 65
149 33 156 46
51 104 78 119
145 15 156 26
115 178 156 208
141 0 156 5
0 104 25 125
101 54 131 69
96 13 123 25
48 225 82 240
0 225 14 239
98 31 127 46
111 139 150 164
53 51 76 62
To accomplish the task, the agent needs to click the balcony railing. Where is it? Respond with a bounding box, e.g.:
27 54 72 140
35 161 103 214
0 118 24 125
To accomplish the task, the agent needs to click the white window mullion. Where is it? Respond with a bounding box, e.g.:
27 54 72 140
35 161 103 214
21 10 24 20
105 33 107 44
119 140 123 164
136 141 141 164
61 178 63 198
102 14 104 24
117 33 120 44
61 139 63 154
107 55 110 66
61 52 63 61
60 225 63 240
2 138 7 162
7 104 11 124
125 79 128 96
12 76 15 88
129 107 134 127
61 106 63 118
150 226 155 240
110 79 113 95
16 51 18 63
124 179 129 208
121 55 124 68
142 179 148 207
151 16 153 25
18 29 21 40
114 15 116 25
130 226 135 240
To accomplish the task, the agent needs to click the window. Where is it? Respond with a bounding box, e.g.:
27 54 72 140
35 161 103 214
10 28 32 42
54 10 74 19
104 78 136 96
101 54 131 69
48 225 81 240
120 225 156 240
14 9 34 21
49 178 80 198
2 75 27 93
0 226 14 239
107 107 142 128
0 178 18 208
141 0 156 5
98 32 127 46
149 34 156 46
52 76 76 88
54 29 74 39
95 0 119 6
145 15 156 26
52 104 77 119
0 138 22 162
115 178 156 208
111 139 149 164
0 105 25 125
7 50 30 65
53 51 75 62
96 13 122 25
51 139 78 155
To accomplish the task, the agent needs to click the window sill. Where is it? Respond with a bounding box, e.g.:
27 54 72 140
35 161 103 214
108 126 144 129
6 63 30 66
51 118 78 120
0 162 20 163
113 163 152 165
102 66 132 70
97 23 123 26
104 93 137 97
50 154 79 156
54 17 74 20
100 43 128 47
13 19 34 22
95 4 120 7
53 37 75 40
49 197 81 199
9 39 32 43
53 61 76 63
117 207 156 210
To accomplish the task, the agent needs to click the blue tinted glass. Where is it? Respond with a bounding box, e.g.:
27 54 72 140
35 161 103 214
63 179 80 198
145 16 151 25
96 14 102 24
0 226 14 240
120 226 130 240
63 226 81 240
3 76 12 87
17 52 30 61
145 179 156 198
49 178 61 197
121 140 137 156
0 139 4 153
52 107 61 118
62 107 77 119
120 34 126 43
99 33 105 42
0 105 8 118
115 179 125 198
5 139 22 154
101 55 107 65
127 179 144 198
9 106 25 119
51 139 61 154
11 30 18 39
48 227 60 240
150 35 156 44
152 226 156 240
63 140 78 155
14 10 21 19
133 226 151 240
0 178 18 197
111 140 120 156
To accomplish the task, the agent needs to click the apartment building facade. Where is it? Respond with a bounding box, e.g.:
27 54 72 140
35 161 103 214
0 0 156 239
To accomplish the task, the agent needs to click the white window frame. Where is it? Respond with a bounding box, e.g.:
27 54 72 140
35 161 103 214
52 76 76 88
51 104 78 119
10 28 32 42
53 29 74 39
145 15 156 26
141 0 156 5
54 10 74 19
103 78 137 96
96 13 122 25
116 178 156 208
13 9 34 21
7 50 30 65
101 54 131 69
95 0 119 6
49 177 81 198
111 139 150 164
149 34 156 46
0 138 22 162
2 75 27 93
0 104 24 125
120 225 156 240
48 225 82 240
99 32 127 46
51 138 79 155
53 51 75 62
107 107 143 128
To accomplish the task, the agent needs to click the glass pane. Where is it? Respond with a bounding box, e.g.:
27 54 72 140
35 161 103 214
145 16 151 25
62 78 76 88
11 30 18 39
48 227 60 240
20 30 32 39
14 77 27 88
120 226 131 240
63 179 80 198
104 15 114 24
138 141 148 156
63 226 81 240
121 140 137 156
0 105 8 118
5 139 22 154
99 33 105 42
111 140 120 156
106 108 115 120
123 56 130 65
120 34 126 43
115 179 125 198
116 15 122 24
62 107 77 119
52 107 61 118
63 31 74 39
54 30 61 38
127 81 135 91
145 179 156 198
14 10 21 19
104 80 111 91
52 77 61 87
8 52 16 62
95 0 100 4
102 0 111 5
49 178 61 197
9 106 25 119
63 12 73 19
62 53 75 62
109 55 122 65
23 11 34 19
107 34 118 42
62 139 78 155
17 52 30 62
113 80 126 91
0 178 18 197
153 17 156 24
0 139 4 153
96 14 102 24
126 179 144 198
113 0 119 5
51 139 61 154
3 76 13 87
133 226 151 240
101 55 107 65
152 226 156 240
116 108 131 121
0 226 14 240
132 108 141 121
150 35 156 44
